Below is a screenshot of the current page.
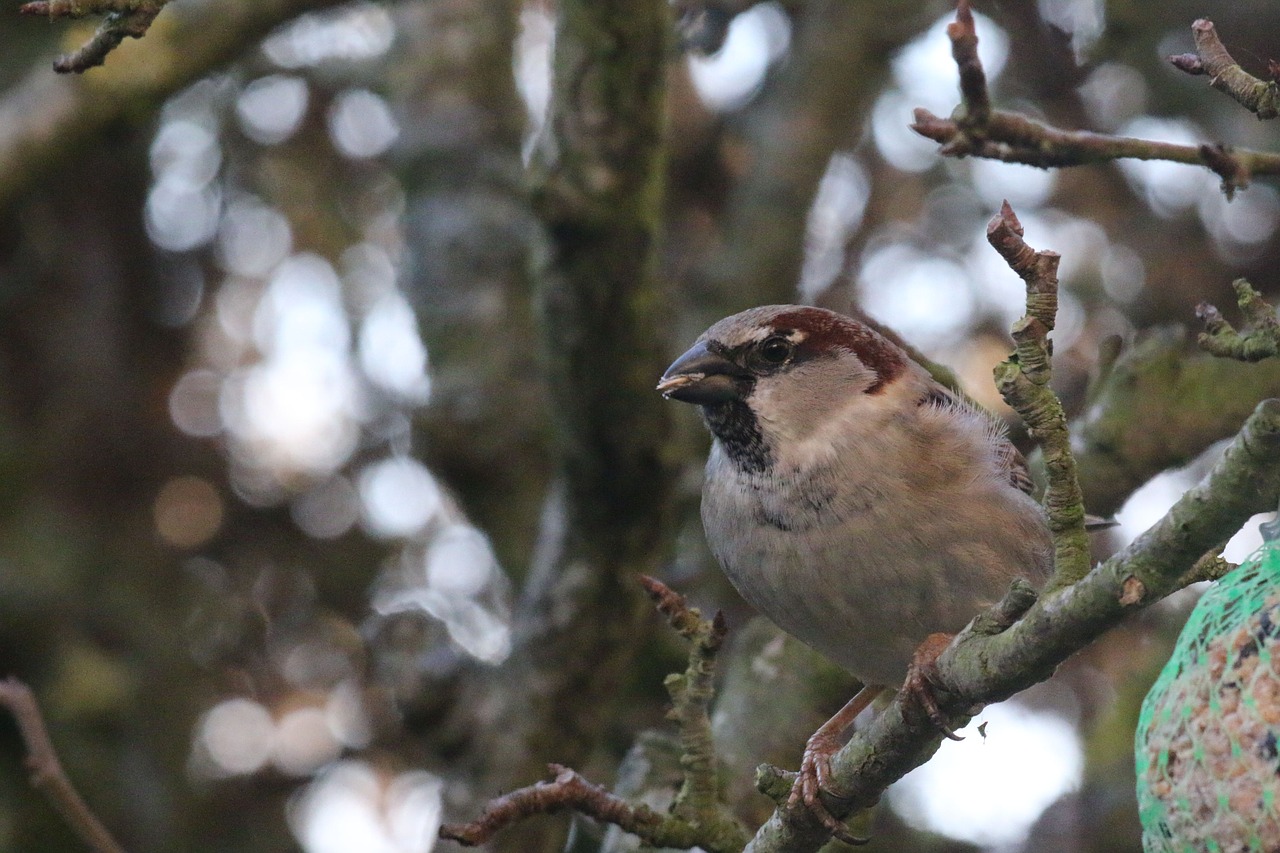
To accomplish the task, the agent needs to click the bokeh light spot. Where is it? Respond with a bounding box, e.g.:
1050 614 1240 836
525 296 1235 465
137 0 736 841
154 475 224 549
288 761 443 853
888 700 1083 847
216 197 294 277
199 697 275 777
237 75 310 145
358 457 442 539
687 2 790 111
425 524 496 598
359 294 431 402
263 4 396 69
858 245 976 350
328 89 399 159
274 705 342 777
169 369 224 437
291 476 360 539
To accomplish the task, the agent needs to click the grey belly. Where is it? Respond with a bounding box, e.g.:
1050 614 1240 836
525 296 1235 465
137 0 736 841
704 491 1049 687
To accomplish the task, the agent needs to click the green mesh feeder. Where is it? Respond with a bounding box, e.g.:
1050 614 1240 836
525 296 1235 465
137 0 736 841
1136 534 1280 852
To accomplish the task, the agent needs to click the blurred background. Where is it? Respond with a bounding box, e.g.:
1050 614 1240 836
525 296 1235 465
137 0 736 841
1 0 1279 850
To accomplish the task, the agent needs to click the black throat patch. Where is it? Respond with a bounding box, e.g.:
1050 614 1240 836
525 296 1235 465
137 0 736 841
703 400 771 474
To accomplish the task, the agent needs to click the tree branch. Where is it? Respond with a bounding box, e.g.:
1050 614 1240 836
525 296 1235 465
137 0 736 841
742 202 1280 850
911 4 1280 196
441 764 678 847
1169 19 1280 120
1196 279 1280 362
1 0 352 212
442 579 746 853
19 0 169 73
0 677 126 853
1071 330 1280 518
640 577 746 848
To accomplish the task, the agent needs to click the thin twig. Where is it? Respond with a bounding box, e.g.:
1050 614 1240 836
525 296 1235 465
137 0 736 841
440 764 672 846
911 7 1280 196
1196 279 1280 362
0 677 126 853
1176 548 1236 589
18 0 168 73
1169 19 1280 120
948 0 989 126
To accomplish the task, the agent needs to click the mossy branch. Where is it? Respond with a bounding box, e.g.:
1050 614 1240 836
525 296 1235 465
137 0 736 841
1196 279 1280 362
442 578 746 852
745 395 1280 852
1069 330 1280 517
641 577 748 847
987 202 1091 592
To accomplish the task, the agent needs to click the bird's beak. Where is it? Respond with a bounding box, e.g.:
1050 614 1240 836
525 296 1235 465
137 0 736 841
656 341 745 405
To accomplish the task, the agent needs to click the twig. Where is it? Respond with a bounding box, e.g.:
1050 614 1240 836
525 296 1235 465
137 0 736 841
910 7 1280 196
440 579 746 852
1169 19 1280 120
440 764 673 846
948 0 989 127
19 0 149 15
0 677 126 853
988 202 1091 592
1176 548 1236 589
640 576 744 847
1196 279 1280 362
19 0 168 73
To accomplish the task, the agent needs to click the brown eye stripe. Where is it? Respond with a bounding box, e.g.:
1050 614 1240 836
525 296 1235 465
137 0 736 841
769 307 906 393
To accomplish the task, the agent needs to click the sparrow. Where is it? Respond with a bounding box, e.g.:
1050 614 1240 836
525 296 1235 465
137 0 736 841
656 305 1053 840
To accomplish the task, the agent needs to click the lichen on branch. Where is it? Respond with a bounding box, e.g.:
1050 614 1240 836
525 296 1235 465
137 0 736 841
1197 279 1280 362
987 202 1090 592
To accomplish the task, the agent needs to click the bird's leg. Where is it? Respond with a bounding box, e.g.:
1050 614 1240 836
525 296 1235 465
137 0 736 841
903 632 964 741
788 685 885 845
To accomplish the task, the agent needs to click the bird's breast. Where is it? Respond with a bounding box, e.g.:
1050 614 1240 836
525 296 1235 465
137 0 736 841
700 439 1051 686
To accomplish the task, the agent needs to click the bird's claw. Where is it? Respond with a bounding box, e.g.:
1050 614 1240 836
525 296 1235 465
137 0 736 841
904 632 964 741
787 731 870 846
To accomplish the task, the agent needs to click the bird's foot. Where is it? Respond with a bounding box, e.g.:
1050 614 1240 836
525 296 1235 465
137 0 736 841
903 632 964 741
785 687 884 845
787 730 869 846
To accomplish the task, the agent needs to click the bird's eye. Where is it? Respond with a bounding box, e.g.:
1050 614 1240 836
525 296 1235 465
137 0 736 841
759 336 793 365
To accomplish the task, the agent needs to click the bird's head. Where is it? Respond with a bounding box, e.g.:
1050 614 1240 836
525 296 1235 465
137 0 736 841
657 305 910 471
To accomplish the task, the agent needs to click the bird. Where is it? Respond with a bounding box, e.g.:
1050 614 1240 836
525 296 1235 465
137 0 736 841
656 304 1054 841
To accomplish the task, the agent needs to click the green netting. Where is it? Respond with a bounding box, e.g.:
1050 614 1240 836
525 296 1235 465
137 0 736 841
1136 539 1280 852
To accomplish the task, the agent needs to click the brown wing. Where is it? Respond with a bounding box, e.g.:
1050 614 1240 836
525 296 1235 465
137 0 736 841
998 439 1036 496
919 384 1035 496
